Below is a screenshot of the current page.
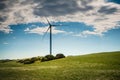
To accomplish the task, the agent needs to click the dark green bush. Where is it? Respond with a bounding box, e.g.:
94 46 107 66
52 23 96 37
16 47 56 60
17 56 42 64
45 55 55 60
17 59 24 63
17 58 35 64
23 59 35 64
55 53 65 59
37 56 42 60
31 57 39 62
41 55 55 62
41 57 48 62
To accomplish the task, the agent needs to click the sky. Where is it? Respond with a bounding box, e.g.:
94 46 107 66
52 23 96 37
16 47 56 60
0 0 120 59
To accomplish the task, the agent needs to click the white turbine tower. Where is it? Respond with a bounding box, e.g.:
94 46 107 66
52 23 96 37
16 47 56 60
43 18 63 55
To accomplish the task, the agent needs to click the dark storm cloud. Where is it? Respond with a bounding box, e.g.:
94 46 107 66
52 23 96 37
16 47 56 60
0 0 119 21
0 0 18 22
0 16 7 22
80 0 93 5
0 2 6 10
0 2 7 22
0 0 120 35
33 1 79 16
98 6 118 14
0 0 19 10
33 0 93 17
0 0 94 19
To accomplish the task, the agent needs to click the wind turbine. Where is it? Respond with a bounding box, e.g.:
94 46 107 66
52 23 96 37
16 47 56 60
43 18 61 55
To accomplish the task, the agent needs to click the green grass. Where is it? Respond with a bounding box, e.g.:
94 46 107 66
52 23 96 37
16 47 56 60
0 51 120 80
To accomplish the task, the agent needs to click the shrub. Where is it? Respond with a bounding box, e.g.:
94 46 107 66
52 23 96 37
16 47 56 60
31 57 39 62
17 58 35 64
41 55 55 62
45 55 55 60
55 53 65 59
17 59 24 63
17 56 42 64
41 57 48 62
37 56 42 60
23 59 35 64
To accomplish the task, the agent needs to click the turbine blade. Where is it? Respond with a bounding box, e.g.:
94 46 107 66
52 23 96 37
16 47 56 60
42 26 50 40
52 24 68 26
52 25 61 26
45 17 51 26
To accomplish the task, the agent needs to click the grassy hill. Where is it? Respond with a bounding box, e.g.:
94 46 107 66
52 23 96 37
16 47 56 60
0 51 120 80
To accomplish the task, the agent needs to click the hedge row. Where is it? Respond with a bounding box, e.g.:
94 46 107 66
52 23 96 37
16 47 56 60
17 56 42 64
17 54 65 64
41 53 65 62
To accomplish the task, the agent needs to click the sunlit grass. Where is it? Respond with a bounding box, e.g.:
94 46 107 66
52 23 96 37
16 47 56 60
0 51 120 80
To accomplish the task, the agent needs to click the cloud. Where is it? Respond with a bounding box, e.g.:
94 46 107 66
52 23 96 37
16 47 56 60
24 26 66 35
74 30 103 37
0 25 13 33
98 6 118 14
3 42 9 45
0 0 120 36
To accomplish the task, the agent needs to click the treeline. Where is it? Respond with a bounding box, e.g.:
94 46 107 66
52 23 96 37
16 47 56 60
0 59 13 63
17 53 65 64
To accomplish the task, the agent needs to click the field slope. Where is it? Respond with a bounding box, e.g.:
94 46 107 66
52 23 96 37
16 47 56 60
0 51 120 80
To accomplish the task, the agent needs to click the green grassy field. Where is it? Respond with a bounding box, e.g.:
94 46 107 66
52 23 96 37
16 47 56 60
0 51 120 80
